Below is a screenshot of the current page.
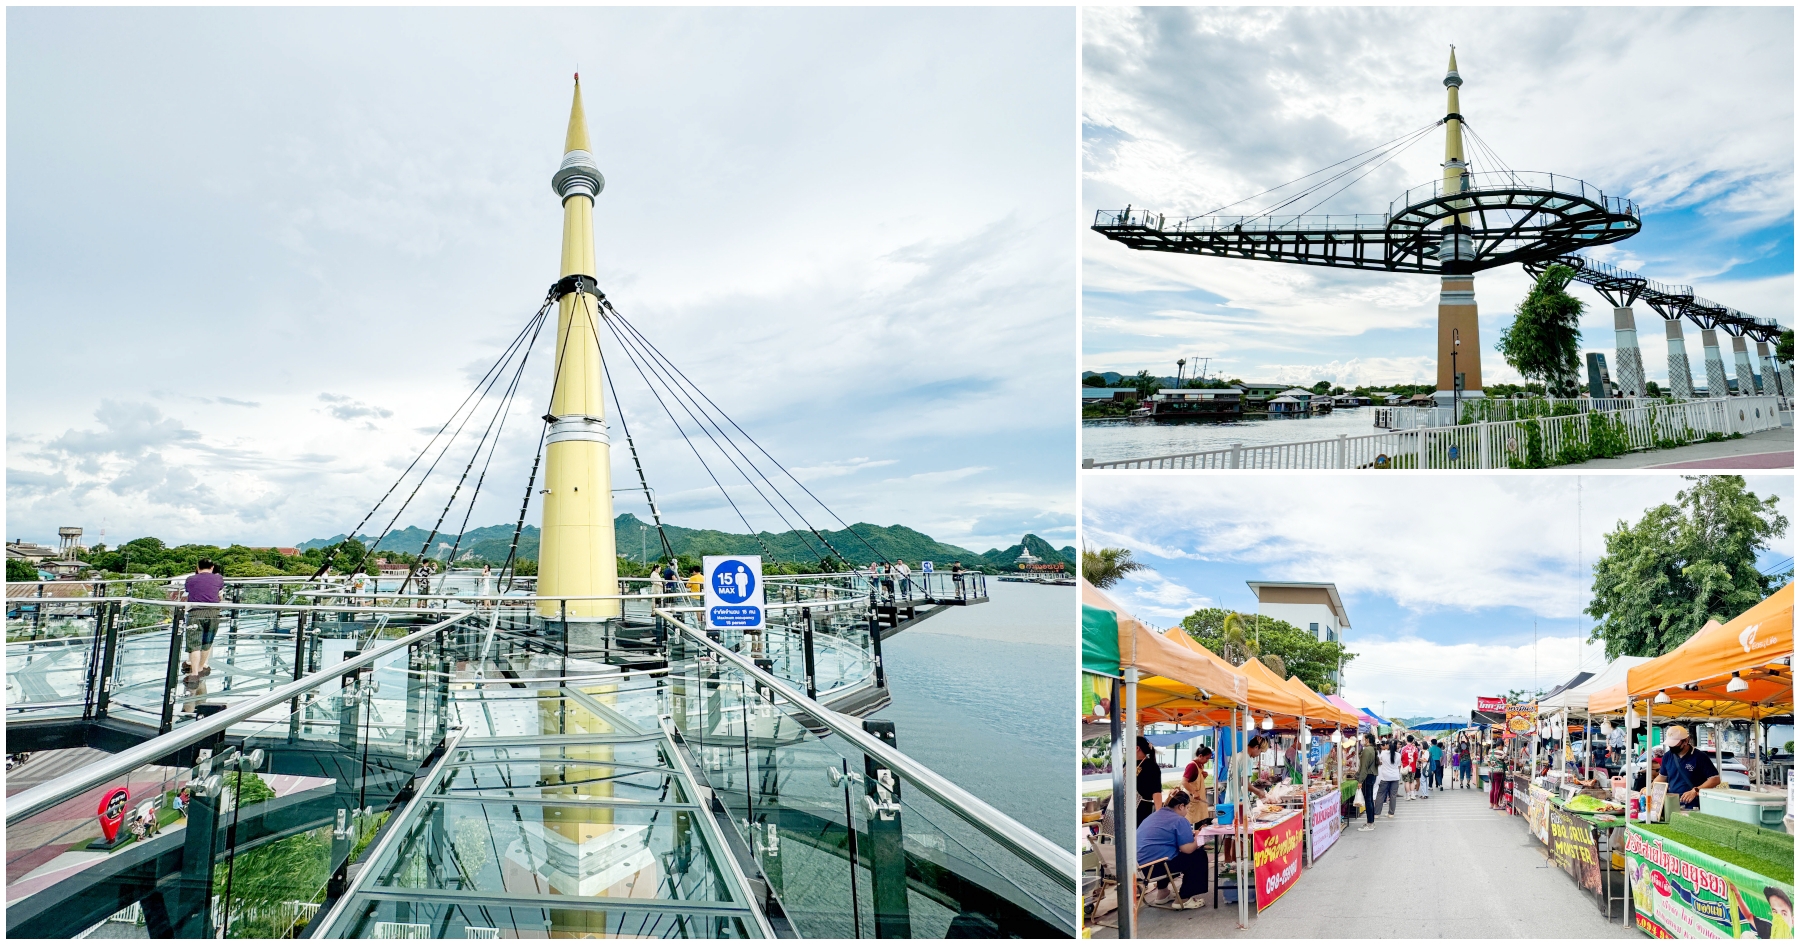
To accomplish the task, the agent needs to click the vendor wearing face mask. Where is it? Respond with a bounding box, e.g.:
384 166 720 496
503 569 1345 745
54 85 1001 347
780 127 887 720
1652 725 1721 810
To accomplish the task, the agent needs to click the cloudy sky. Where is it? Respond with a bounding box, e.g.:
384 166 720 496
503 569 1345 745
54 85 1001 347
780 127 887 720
1084 474 1795 720
7 8 1075 553
1084 7 1794 388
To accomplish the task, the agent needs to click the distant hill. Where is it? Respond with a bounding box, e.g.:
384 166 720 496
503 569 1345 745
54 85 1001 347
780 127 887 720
300 516 1075 572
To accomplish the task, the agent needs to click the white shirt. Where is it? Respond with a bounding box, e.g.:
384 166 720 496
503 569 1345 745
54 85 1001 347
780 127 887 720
894 561 911 578
1377 749 1402 782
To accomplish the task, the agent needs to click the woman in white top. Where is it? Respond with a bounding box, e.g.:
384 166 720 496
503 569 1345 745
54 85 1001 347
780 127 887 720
1374 739 1403 819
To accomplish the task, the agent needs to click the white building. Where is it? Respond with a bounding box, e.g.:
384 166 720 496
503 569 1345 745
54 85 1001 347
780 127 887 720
1246 580 1350 688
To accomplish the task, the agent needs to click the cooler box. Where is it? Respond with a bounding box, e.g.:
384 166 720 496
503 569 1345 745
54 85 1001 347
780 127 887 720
1698 788 1787 829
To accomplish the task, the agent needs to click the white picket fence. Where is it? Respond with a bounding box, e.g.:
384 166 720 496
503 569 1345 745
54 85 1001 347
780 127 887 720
1085 396 1787 470
1376 397 1678 431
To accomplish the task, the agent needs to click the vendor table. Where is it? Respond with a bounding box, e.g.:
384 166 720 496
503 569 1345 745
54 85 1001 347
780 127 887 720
1197 809 1305 914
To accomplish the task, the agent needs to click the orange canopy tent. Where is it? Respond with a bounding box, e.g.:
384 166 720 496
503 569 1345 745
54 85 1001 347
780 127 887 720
1161 628 1306 720
1081 580 1248 722
1588 582 1793 716
1278 674 1360 728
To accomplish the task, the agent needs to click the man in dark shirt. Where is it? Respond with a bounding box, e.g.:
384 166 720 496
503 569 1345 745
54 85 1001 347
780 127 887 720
1655 725 1721 810
182 560 226 685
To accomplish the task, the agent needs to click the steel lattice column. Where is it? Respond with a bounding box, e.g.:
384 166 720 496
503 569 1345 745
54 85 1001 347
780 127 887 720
1700 328 1731 397
1612 307 1646 397
1755 340 1785 397
1730 334 1759 398
1664 318 1695 400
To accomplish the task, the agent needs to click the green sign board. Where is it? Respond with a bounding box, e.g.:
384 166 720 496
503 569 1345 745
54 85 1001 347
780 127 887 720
1624 826 1794 939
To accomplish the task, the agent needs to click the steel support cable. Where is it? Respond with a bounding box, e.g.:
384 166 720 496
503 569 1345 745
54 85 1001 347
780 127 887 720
598 302 849 568
1461 123 1517 180
357 303 551 581
432 309 550 590
309 302 552 580
604 301 889 567
592 304 774 558
1251 120 1443 219
1290 120 1442 219
593 306 678 565
1195 118 1443 219
593 299 836 567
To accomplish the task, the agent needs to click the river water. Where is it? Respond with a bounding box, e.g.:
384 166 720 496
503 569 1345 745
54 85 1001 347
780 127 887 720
1083 408 1386 462
868 579 1075 850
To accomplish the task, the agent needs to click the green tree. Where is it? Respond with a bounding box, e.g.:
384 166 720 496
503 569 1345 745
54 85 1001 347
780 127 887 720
1645 380 1662 397
1178 608 1356 695
1779 329 1793 365
1081 547 1144 589
1497 264 1585 396
1128 370 1160 399
1586 476 1789 658
7 558 40 582
1082 374 1109 387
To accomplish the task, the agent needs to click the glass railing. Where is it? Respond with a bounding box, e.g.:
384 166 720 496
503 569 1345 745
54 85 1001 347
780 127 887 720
7 588 1062 938
662 606 1077 938
5 611 470 939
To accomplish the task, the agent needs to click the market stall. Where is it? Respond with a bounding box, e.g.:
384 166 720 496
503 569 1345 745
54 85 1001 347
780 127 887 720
1586 582 1795 937
1081 581 1250 936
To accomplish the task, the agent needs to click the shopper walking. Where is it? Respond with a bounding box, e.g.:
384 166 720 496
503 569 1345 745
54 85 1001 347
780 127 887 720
1375 738 1402 819
1418 737 1433 799
1459 742 1474 788
1356 733 1379 832
1486 742 1507 810
1399 736 1418 800
1429 739 1445 790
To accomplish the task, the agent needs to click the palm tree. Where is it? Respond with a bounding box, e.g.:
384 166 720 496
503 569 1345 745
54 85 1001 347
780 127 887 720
1219 612 1261 665
1081 547 1144 589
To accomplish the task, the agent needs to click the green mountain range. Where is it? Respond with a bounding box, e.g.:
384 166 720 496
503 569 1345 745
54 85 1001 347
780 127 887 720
299 516 1074 573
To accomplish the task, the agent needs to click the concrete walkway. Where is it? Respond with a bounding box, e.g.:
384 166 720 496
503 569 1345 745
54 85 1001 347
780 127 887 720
1568 425 1794 469
1094 781 1637 939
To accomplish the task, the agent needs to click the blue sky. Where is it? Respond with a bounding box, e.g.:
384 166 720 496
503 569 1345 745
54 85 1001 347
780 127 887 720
1083 7 1794 388
6 8 1075 552
1084 474 1795 719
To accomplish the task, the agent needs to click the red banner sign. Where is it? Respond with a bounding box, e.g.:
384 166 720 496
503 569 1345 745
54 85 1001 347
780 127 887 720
97 786 130 843
1476 696 1505 713
1253 811 1304 911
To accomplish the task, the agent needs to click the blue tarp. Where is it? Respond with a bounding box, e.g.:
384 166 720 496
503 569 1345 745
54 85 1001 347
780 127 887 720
1358 707 1391 726
1406 715 1474 731
1144 730 1208 748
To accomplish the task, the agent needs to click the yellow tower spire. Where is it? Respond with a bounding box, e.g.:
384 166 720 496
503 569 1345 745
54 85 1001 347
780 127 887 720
541 74 620 620
1434 46 1483 403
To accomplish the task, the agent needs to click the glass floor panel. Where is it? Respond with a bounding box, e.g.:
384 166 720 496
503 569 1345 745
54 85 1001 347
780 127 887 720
339 896 759 939
372 798 737 904
437 760 690 806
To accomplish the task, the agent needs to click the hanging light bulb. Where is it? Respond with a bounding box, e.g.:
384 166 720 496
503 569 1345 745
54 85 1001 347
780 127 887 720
1654 690 1672 704
1245 713 1257 731
1262 715 1274 731
1726 672 1749 693
1330 729 1342 744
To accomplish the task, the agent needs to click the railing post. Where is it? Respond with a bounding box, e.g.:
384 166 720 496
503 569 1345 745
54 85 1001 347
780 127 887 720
1336 434 1348 469
801 606 818 701
88 600 119 721
868 608 888 689
1416 428 1427 470
1228 442 1242 469
160 605 187 734
176 767 224 938
1478 421 1492 468
861 719 912 937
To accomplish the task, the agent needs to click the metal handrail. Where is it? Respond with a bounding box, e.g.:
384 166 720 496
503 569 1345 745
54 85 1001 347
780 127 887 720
5 609 478 826
653 606 1077 894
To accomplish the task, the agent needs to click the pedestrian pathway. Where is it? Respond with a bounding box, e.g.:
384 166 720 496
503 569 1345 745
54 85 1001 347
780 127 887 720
1095 779 1636 938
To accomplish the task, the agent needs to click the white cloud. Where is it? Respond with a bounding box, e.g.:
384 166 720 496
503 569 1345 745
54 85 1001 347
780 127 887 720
6 8 1074 550
1344 634 1610 719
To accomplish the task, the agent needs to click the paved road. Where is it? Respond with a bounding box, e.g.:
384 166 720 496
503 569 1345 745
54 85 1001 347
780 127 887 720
1570 425 1793 469
1095 781 1637 939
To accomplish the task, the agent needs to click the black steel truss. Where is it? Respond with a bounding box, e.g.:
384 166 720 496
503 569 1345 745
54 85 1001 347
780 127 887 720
1093 173 1640 275
1523 254 1782 342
